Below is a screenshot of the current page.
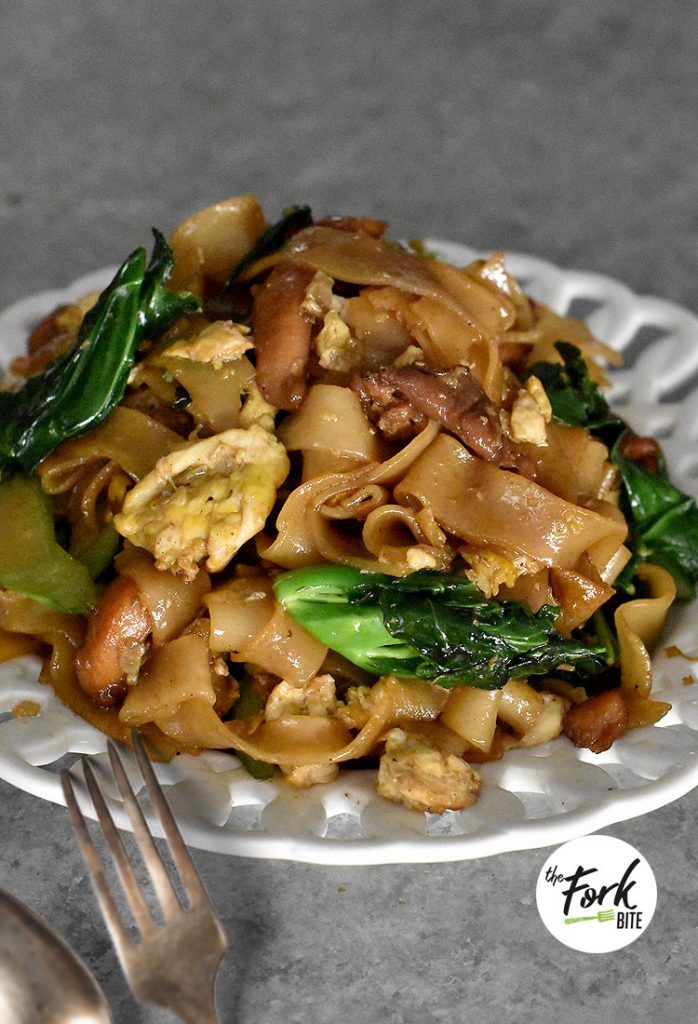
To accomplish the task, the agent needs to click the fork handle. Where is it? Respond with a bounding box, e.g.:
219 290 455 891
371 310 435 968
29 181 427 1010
564 915 597 924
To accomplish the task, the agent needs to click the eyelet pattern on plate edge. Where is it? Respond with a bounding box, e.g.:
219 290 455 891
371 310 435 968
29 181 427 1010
0 242 696 864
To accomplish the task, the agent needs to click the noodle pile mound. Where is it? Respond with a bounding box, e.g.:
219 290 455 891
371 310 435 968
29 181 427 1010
1 195 692 815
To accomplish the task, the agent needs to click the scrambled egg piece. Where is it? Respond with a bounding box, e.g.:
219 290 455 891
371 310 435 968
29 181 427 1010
152 318 277 433
163 320 252 368
404 546 439 571
239 379 276 433
504 374 552 446
301 270 363 373
335 685 374 730
264 674 337 721
377 728 481 814
393 344 424 368
114 425 289 578
281 763 339 788
315 309 362 372
301 271 336 318
461 547 541 598
265 675 340 787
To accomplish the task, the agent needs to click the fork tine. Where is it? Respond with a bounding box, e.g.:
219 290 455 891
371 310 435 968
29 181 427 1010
61 770 134 964
107 741 183 920
82 759 155 938
131 731 208 906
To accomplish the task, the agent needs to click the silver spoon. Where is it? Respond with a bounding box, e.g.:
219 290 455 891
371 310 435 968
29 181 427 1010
0 888 112 1024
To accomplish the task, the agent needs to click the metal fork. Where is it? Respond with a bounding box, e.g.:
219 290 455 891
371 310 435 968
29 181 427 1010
61 732 227 1024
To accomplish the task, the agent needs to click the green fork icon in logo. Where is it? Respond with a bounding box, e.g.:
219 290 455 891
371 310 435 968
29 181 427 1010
564 909 616 925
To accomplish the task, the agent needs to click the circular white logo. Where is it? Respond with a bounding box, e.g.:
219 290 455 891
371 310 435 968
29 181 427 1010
536 835 657 953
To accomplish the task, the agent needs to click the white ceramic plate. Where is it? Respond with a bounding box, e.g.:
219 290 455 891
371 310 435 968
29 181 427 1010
1 242 697 865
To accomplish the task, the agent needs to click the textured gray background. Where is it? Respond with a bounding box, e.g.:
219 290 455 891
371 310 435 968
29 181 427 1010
1 1 697 1022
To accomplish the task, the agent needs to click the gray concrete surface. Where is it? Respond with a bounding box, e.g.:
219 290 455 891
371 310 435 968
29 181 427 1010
1 1 697 1021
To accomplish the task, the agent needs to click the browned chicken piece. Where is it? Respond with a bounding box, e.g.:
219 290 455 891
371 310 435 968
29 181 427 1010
617 431 662 475
562 689 629 753
354 364 532 473
315 216 389 239
251 262 318 410
74 576 152 708
351 372 428 440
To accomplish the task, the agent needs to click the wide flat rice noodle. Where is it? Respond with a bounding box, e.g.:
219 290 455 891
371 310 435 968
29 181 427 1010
262 421 439 569
404 297 483 367
279 384 381 464
245 226 508 330
163 356 255 433
395 434 627 568
0 630 43 662
219 674 448 766
550 568 614 634
498 568 553 612
615 563 676 697
623 692 671 730
116 546 211 646
343 287 416 357
38 407 183 492
428 261 515 334
120 634 215 726
519 422 609 505
169 194 267 294
205 576 275 655
239 603 327 684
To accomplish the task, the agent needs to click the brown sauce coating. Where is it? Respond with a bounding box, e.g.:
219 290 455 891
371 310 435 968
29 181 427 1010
74 576 152 708
354 364 533 474
618 431 662 475
251 262 317 410
562 689 629 753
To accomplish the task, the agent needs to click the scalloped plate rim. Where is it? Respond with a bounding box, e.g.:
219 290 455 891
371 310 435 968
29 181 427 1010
1 241 697 865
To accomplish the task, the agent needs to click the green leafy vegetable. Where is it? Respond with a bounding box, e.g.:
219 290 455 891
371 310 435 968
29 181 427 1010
527 341 622 434
591 609 619 666
70 523 121 581
221 204 313 289
0 231 200 479
274 566 606 689
612 438 698 599
0 475 96 613
528 341 698 597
